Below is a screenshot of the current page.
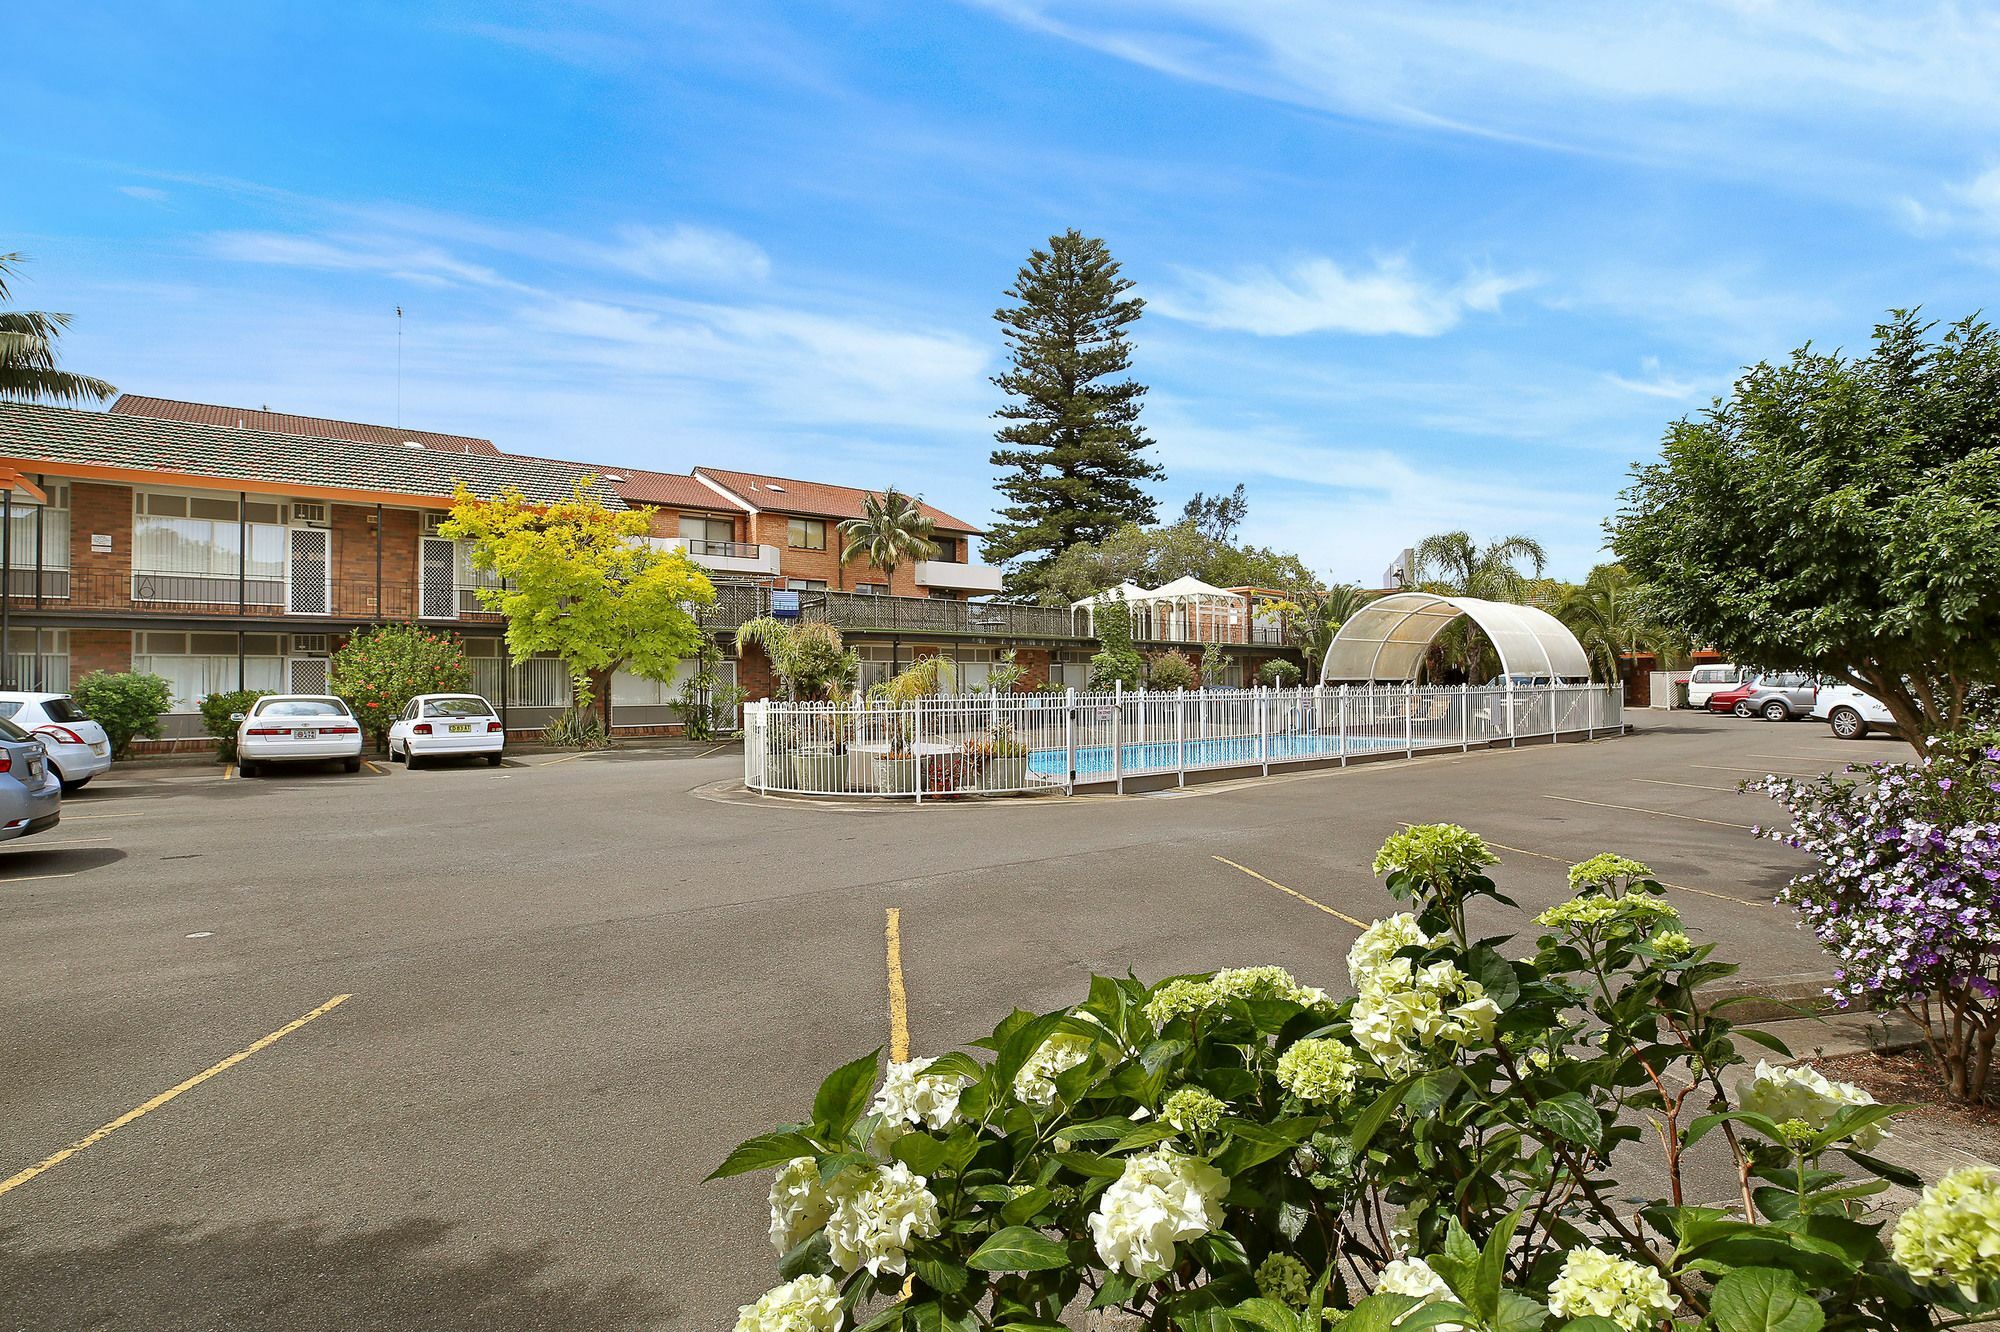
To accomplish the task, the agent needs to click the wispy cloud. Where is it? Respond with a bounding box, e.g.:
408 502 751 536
206 231 527 291
1604 358 1700 401
587 224 772 284
1152 255 1532 337
117 184 169 203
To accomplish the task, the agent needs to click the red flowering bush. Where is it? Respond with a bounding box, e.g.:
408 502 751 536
329 624 472 750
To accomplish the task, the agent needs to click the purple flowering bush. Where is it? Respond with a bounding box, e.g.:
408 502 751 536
1751 730 2000 1100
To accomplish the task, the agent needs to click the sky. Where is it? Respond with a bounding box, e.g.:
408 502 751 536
10 2 2000 584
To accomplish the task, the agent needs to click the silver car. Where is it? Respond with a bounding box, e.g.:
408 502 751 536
1737 672 1819 721
0 714 61 843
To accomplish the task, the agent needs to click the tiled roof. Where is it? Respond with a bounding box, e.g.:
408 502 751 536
0 402 625 508
110 394 501 455
694 467 981 533
498 459 743 511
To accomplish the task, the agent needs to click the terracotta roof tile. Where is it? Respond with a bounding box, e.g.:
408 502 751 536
110 394 500 455
694 467 981 533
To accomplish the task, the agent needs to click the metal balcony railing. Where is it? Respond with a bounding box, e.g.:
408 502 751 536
699 585 1083 639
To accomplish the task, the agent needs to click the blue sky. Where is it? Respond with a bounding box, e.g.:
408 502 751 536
11 2 2000 583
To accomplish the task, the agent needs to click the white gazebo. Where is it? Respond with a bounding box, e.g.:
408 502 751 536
1072 577 1248 643
1318 592 1591 683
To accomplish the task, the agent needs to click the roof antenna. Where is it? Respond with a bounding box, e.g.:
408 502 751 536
395 305 403 428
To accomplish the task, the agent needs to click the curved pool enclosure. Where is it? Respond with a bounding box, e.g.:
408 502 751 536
744 682 1622 799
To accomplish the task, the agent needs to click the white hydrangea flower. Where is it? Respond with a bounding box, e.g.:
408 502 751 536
1013 1030 1095 1105
1377 1256 1461 1331
1087 1147 1230 1278
824 1161 942 1277
768 1156 832 1255
1546 1247 1675 1331
1893 1164 2000 1299
871 1057 968 1132
1348 913 1436 991
733 1273 844 1332
1348 958 1497 1075
1735 1060 1886 1149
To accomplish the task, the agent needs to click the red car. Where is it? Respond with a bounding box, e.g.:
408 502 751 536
1707 681 1758 716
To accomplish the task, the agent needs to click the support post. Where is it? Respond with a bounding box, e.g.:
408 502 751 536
33 481 44 609
237 629 245 692
1 490 12 690
1405 680 1414 757
375 503 384 617
499 643 510 738
238 491 248 618
1175 687 1186 787
1063 687 1077 795
1506 679 1517 747
1338 683 1348 766
1460 683 1469 751
1259 684 1269 776
913 697 923 805
1113 680 1124 795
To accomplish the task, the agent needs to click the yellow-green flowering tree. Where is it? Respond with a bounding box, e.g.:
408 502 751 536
439 481 714 727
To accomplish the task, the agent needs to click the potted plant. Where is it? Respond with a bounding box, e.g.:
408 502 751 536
872 711 920 793
966 721 1029 791
867 657 954 794
793 706 852 793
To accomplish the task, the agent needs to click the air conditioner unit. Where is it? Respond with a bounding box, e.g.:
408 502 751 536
291 502 329 526
290 634 330 654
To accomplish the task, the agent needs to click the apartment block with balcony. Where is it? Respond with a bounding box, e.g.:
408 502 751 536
0 396 1302 742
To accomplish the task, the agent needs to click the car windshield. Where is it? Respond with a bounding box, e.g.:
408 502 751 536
0 715 32 743
41 698 87 723
422 697 492 719
257 699 350 718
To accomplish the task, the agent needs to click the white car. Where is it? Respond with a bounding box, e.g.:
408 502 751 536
1682 663 1751 709
0 691 112 793
387 693 505 768
1811 683 1898 740
235 695 364 776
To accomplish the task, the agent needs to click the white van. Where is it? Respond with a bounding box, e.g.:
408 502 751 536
1683 663 1751 709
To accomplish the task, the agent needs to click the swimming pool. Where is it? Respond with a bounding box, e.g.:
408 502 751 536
1026 731 1405 781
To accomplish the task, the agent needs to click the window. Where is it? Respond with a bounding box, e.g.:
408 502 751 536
855 644 895 693
933 537 958 562
787 517 826 550
134 489 286 601
4 629 68 692
253 698 350 718
955 646 998 692
679 515 734 545
135 631 285 711
927 589 958 600
421 697 495 719
462 638 572 708
855 583 886 595
789 579 827 593
611 657 737 708
5 483 70 592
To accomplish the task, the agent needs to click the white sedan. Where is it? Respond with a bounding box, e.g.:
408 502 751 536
388 693 505 768
0 691 113 793
235 695 364 776
1810 684 1899 740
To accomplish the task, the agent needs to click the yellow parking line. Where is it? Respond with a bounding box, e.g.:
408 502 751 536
221 766 235 781
1212 855 1368 929
694 743 730 759
885 908 910 1063
536 752 591 767
0 993 352 1200
1633 777 1740 794
1487 836 1761 908
363 761 385 775
1542 794 1756 830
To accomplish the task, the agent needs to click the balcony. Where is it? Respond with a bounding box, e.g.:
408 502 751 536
700 584 1082 640
0 567 504 626
666 537 781 577
913 559 1005 594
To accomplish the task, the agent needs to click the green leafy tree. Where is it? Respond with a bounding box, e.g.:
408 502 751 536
985 230 1163 600
1146 650 1196 690
1558 563 1682 684
1615 310 2000 745
440 480 714 732
1036 520 1321 607
837 488 938 591
1086 594 1144 690
1198 639 1225 688
1264 584 1369 677
71 671 172 758
1414 531 1548 681
198 689 267 762
734 617 857 702
328 624 472 750
1180 484 1247 541
0 253 115 404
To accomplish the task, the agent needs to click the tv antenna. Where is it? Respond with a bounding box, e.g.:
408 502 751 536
395 305 403 427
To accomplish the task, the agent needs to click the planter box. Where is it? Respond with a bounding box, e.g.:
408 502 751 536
976 753 1030 792
872 754 920 794
793 748 846 793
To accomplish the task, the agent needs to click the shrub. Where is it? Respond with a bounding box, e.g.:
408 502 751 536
70 671 172 758
673 637 748 740
1258 658 1303 688
328 624 471 750
1199 640 1225 688
198 689 267 762
1751 728 2000 1100
543 704 608 750
716 825 1964 1331
1145 650 1196 691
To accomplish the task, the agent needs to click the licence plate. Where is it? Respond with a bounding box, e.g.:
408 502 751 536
449 723 472 734
293 728 318 740
91 742 108 756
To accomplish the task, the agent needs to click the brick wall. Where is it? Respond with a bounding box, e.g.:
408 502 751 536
71 628 132 677
331 505 421 619
735 643 778 701
1012 648 1051 690
750 512 971 599
70 480 133 608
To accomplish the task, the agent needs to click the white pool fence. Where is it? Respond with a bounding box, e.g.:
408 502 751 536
743 682 1623 799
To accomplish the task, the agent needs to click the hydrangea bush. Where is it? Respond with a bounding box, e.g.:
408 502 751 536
714 825 2000 1331
1750 730 2000 1100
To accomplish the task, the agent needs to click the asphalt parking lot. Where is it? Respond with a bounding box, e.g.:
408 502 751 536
0 709 1898 1329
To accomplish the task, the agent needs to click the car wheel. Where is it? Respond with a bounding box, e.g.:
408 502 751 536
1761 700 1791 722
343 757 362 773
60 777 90 795
1830 706 1867 740
406 748 422 770
237 760 259 778
487 752 503 767
1732 701 1754 717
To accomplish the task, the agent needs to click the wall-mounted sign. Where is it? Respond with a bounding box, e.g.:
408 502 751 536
769 590 800 619
90 534 113 552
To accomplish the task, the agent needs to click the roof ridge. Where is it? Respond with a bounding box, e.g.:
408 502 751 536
112 393 493 445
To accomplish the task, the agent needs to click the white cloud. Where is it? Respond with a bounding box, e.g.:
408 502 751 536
1152 255 1532 337
117 185 169 203
588 224 772 284
206 231 525 291
1604 358 1700 401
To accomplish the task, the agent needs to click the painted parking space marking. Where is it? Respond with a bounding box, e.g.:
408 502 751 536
1542 794 1755 830
0 871 80 884
1470 833 1765 909
1689 764 1819 776
885 908 910 1062
534 752 593 767
1632 777 1741 794
0 993 352 1200
1212 855 1368 929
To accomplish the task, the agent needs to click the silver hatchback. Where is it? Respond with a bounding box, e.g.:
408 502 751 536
1738 672 1819 721
0 713 61 842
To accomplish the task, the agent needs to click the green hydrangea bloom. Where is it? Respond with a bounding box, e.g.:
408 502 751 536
1567 853 1654 892
1212 964 1327 1006
1277 1037 1363 1106
1163 1086 1226 1134
1893 1164 2000 1299
1255 1252 1313 1307
1144 978 1221 1027
1536 893 1680 932
1372 824 1497 887
1649 930 1695 960
1546 1246 1675 1331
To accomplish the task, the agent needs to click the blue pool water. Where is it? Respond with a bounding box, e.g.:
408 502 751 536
1026 732 1392 781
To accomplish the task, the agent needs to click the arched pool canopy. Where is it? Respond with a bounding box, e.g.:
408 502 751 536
1319 592 1592 684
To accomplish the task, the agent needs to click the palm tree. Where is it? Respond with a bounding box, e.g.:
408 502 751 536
1558 563 1681 684
1268 584 1369 676
0 254 115 405
735 616 857 701
1412 531 1548 681
838 488 938 591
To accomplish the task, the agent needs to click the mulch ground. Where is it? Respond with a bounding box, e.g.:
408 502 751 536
1815 1047 2000 1133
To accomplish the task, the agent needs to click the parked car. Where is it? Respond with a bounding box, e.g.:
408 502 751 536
1683 663 1751 709
1739 672 1819 721
234 695 364 776
1812 683 1899 740
0 713 61 843
1706 680 1760 716
387 693 505 768
0 691 112 793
